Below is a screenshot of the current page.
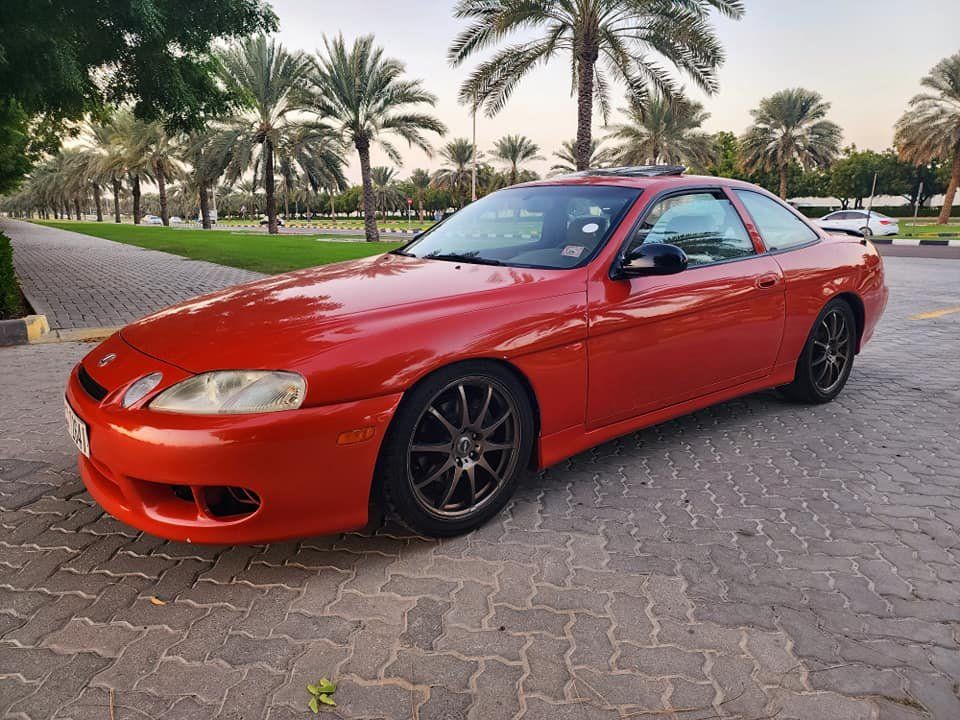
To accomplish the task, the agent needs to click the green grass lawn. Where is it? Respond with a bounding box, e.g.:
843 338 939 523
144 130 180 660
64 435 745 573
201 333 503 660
34 221 399 274
216 217 434 231
893 220 960 238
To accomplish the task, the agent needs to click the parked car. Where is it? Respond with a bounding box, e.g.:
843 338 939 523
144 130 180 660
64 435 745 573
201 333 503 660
259 216 284 227
142 215 162 225
65 168 888 542
816 210 899 237
169 216 183 225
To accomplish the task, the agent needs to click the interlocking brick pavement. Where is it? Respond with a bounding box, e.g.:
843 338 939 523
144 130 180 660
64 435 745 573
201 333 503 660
1 256 959 719
1 219 262 329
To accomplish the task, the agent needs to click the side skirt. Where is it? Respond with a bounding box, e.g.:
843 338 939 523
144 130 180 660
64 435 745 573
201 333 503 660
537 362 797 469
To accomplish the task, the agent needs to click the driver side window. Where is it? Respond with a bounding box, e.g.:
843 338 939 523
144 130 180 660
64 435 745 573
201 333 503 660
629 191 755 267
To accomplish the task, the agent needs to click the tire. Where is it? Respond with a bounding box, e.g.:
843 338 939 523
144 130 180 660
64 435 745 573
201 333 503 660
780 298 857 404
859 226 873 237
377 361 534 537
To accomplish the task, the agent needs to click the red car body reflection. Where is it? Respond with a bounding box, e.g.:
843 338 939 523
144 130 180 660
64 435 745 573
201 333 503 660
65 174 887 542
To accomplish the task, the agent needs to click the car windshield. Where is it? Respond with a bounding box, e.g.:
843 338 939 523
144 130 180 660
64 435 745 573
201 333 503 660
397 185 641 269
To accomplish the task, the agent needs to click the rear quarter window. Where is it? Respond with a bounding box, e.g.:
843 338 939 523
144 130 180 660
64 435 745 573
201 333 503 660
735 190 819 251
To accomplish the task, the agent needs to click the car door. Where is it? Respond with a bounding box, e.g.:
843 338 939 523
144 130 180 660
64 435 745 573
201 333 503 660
824 211 851 232
586 188 786 426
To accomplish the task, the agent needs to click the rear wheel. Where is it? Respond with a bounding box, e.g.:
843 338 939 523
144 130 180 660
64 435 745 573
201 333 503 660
859 226 873 237
378 362 534 536
781 299 856 404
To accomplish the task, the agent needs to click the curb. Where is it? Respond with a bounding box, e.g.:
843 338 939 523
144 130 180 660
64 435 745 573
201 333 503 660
197 223 420 234
0 314 50 346
31 326 120 345
872 238 960 246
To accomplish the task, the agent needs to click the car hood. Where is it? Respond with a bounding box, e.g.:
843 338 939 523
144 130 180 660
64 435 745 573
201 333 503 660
120 253 572 373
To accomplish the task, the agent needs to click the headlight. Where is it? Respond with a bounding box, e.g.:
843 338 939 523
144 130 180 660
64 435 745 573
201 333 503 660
122 372 163 408
149 371 306 414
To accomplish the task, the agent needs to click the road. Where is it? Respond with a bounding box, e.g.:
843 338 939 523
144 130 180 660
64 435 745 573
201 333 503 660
1 255 959 719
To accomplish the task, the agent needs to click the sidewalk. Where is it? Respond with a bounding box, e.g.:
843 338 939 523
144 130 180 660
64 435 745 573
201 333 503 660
1 219 262 330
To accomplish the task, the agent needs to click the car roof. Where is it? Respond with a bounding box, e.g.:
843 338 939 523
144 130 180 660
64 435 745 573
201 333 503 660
518 166 769 193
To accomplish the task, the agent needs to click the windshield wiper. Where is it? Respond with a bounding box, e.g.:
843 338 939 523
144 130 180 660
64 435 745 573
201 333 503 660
423 252 503 266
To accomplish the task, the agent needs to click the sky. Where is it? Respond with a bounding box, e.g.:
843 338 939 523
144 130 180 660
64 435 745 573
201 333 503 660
270 0 960 183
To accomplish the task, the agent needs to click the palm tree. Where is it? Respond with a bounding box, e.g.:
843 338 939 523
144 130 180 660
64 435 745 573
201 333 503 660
140 122 183 226
409 169 431 220
739 88 842 199
491 135 543 185
307 34 446 241
29 155 72 218
895 53 960 225
370 166 404 217
275 124 348 217
74 119 124 222
606 91 716 168
108 111 154 224
67 146 106 221
181 130 227 229
82 116 127 223
550 138 612 174
232 179 262 220
433 138 476 208
449 0 744 172
211 35 316 234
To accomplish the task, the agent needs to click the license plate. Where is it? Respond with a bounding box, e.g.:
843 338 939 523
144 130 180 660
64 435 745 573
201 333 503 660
65 400 90 458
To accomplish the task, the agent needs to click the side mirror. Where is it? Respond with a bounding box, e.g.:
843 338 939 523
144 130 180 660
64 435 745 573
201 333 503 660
614 243 688 278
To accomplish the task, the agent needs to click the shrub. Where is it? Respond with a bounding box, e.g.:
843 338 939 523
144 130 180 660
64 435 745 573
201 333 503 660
0 232 21 319
798 205 960 219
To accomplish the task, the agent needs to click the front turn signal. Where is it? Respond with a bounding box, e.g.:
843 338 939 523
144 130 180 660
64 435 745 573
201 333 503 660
337 427 376 445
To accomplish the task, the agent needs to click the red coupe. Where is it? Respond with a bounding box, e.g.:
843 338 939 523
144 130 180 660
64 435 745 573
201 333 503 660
65 168 888 542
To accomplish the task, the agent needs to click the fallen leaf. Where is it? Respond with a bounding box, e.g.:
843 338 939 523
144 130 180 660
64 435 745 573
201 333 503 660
149 597 166 606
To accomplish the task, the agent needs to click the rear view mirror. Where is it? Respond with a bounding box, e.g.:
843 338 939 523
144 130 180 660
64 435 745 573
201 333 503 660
614 243 688 279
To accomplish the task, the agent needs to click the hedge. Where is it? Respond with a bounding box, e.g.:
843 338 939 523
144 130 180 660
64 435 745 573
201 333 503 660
798 205 960 219
0 232 21 319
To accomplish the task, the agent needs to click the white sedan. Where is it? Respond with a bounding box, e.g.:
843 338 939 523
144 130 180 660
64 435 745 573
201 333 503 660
816 210 900 237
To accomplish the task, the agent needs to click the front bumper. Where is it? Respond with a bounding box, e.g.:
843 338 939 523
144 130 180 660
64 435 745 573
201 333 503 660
65 336 402 543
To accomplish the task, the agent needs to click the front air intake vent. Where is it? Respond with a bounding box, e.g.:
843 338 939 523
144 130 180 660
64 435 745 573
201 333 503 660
78 366 109 401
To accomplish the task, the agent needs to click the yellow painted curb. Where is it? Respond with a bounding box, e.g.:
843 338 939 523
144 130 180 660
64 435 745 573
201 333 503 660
24 314 50 341
31 326 121 345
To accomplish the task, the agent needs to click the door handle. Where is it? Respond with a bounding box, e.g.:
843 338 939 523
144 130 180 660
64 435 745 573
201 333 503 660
755 274 779 289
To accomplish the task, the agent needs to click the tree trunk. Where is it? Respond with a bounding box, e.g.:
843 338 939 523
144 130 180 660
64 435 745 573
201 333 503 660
199 183 211 230
155 161 169 226
132 175 141 224
510 165 518 185
778 165 788 200
264 139 278 235
112 178 122 223
74 198 81 220
574 48 598 171
93 185 103 222
937 148 960 225
356 137 380 242
418 196 424 221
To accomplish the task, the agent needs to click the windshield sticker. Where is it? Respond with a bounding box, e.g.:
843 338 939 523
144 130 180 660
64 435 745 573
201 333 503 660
562 245 586 258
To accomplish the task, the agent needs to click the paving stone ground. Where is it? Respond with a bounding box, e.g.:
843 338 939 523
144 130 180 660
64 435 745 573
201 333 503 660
1 256 959 719
1 219 262 330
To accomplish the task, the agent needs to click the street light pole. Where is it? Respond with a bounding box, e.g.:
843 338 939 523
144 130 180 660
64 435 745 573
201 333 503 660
471 101 478 203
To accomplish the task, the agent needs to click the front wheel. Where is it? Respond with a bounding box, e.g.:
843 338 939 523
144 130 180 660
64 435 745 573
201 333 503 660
781 299 857 404
378 363 534 537
859 226 874 237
